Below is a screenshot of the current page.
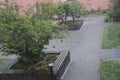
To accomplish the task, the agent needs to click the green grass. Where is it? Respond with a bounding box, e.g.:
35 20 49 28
82 11 106 18
0 60 10 70
100 60 120 80
102 26 120 49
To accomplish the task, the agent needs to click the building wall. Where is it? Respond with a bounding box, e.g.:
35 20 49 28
8 0 60 7
78 0 110 11
3 0 61 15
0 0 110 11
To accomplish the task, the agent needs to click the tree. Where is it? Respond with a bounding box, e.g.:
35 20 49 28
108 0 120 21
33 2 55 20
55 1 82 22
54 2 66 22
68 1 82 21
0 2 63 67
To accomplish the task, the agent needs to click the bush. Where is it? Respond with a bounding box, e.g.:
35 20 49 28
107 0 120 21
0 1 65 68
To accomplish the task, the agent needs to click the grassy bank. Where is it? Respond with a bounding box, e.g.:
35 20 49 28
82 11 106 18
102 26 120 49
100 60 120 80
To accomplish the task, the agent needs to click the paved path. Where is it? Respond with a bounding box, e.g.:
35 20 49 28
101 49 120 60
44 16 120 80
44 16 107 80
62 16 106 80
62 17 120 80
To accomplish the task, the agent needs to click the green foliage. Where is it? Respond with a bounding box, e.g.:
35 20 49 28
100 60 120 80
68 1 82 21
107 0 120 21
40 64 48 70
55 1 82 21
82 11 106 18
34 2 55 20
0 2 64 67
45 55 57 63
0 1 18 42
54 2 66 21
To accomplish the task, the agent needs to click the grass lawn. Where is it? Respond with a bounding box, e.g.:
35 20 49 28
102 26 120 49
82 11 106 18
0 60 10 71
100 60 120 80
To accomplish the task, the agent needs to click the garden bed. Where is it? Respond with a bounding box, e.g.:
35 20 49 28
0 51 71 80
100 60 120 80
11 53 58 70
58 19 83 30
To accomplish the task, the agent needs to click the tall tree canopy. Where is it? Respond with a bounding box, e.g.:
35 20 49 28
0 1 63 66
108 0 120 21
55 1 82 21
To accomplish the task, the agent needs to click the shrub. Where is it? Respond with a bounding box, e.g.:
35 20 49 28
0 1 64 68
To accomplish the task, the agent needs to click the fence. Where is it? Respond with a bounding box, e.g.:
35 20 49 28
0 51 71 80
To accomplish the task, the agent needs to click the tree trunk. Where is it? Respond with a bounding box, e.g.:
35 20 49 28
57 14 64 22
65 14 67 21
65 10 68 21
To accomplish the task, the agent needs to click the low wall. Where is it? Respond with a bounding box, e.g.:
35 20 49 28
57 20 84 30
0 70 54 80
